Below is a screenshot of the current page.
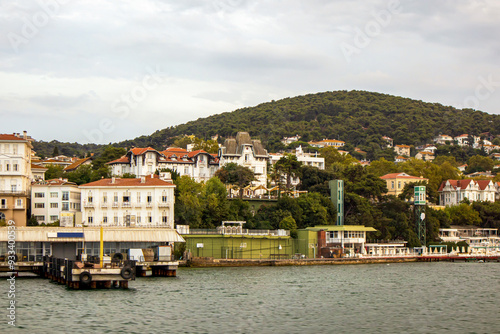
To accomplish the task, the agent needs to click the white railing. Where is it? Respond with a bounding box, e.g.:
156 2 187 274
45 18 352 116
158 202 169 208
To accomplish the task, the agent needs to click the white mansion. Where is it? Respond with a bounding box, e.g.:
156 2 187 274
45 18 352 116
107 147 219 183
438 179 496 206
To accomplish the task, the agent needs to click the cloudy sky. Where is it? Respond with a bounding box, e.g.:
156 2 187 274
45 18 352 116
1 0 499 144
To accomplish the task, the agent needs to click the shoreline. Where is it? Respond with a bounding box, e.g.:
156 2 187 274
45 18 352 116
180 255 500 267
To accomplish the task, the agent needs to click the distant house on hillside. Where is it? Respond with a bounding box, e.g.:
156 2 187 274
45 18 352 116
281 135 301 146
308 139 345 149
434 134 453 145
382 136 393 148
394 145 410 157
415 151 435 161
64 156 93 172
438 179 496 206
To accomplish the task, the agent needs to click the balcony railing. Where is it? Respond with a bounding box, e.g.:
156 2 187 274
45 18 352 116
83 202 94 208
0 205 8 209
0 190 29 196
134 203 143 208
100 203 108 208
122 202 131 208
187 229 290 236
146 202 153 208
112 202 119 208
158 202 169 208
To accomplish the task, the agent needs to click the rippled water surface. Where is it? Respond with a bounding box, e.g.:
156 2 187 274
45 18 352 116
1 262 499 333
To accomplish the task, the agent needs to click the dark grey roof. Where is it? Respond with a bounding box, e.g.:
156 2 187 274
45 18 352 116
221 132 268 157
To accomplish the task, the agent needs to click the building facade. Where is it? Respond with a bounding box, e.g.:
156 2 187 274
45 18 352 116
380 173 428 197
394 145 410 157
438 179 496 206
31 179 81 225
108 147 218 183
79 173 176 228
218 132 269 187
0 132 34 226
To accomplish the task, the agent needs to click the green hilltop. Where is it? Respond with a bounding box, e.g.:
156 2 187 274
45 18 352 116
34 90 500 157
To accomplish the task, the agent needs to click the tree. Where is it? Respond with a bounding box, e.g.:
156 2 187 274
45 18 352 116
92 146 127 170
192 138 219 154
52 146 59 157
121 173 136 178
27 215 39 226
201 177 229 228
215 163 255 199
279 215 298 238
45 165 64 180
274 154 302 190
466 155 495 174
174 176 203 227
445 203 482 226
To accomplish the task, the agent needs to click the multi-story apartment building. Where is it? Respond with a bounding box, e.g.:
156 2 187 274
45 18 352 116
31 178 81 225
79 173 175 228
438 179 496 206
218 132 269 187
308 139 345 149
0 132 33 226
107 147 218 182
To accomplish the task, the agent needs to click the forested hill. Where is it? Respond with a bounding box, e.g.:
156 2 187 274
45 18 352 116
34 90 500 157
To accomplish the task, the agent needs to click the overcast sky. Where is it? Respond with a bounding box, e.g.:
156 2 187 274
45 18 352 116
1 0 499 144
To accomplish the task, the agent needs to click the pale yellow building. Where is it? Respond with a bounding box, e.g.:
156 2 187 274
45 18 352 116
380 172 427 197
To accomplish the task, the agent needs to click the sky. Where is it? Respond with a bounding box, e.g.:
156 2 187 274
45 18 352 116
1 0 499 144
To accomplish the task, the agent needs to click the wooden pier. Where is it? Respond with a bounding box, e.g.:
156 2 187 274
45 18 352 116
32 256 137 289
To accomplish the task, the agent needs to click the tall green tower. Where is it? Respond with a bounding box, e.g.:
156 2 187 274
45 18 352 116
329 180 344 225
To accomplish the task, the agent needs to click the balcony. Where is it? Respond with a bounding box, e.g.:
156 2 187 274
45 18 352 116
146 202 153 208
134 202 143 208
0 190 29 196
112 202 119 208
158 202 169 208
0 205 7 209
100 203 108 208
83 201 94 208
122 202 131 208
14 204 25 210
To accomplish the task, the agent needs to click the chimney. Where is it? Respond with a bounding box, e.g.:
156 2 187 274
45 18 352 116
141 176 146 183
159 172 171 181
111 177 116 184
23 131 27 139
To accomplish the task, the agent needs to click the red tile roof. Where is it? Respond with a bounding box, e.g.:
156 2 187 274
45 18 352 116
163 147 188 154
33 178 77 186
0 134 26 141
380 173 426 180
31 163 48 170
64 157 92 171
80 175 174 187
130 147 157 155
438 179 474 192
106 156 130 164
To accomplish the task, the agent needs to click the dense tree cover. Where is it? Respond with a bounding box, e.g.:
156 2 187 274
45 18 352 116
215 163 255 198
33 90 500 159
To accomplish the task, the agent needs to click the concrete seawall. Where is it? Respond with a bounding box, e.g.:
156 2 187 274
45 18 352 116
181 257 420 267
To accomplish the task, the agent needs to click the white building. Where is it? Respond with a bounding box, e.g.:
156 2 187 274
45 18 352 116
281 135 301 146
438 179 496 206
434 134 453 145
269 146 325 170
218 132 269 187
107 147 218 183
454 134 481 147
0 132 34 226
31 179 81 225
79 173 175 228
382 136 393 148
308 139 345 149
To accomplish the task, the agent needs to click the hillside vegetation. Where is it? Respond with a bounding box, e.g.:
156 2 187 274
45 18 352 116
34 90 500 157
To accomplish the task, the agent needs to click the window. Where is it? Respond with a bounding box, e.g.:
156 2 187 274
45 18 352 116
87 195 93 203
62 202 69 211
35 193 45 198
114 192 118 203
391 181 394 189
5 163 10 171
62 191 69 201
161 191 168 203
16 199 22 207
88 216 93 224
123 195 130 203
103 192 107 203
50 203 58 208
162 212 168 223
137 193 141 203
13 164 18 171
398 181 401 189
147 212 152 223
50 192 58 198
50 215 58 221
103 216 108 223
137 215 142 223
35 203 45 208
35 215 45 222
114 215 119 223
147 192 152 203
